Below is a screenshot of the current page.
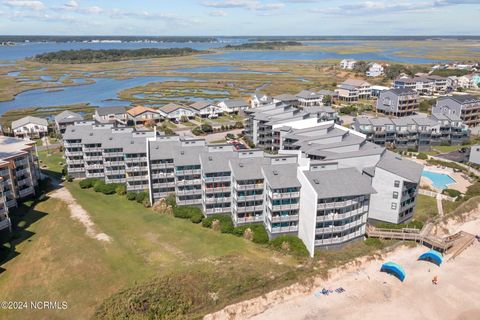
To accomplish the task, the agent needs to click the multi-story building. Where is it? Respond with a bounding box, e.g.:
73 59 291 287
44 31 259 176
272 94 299 106
250 94 272 108
375 88 419 117
0 136 41 242
65 119 423 257
12 116 48 139
433 95 480 127
335 79 372 101
426 75 448 93
54 111 84 134
394 77 435 95
303 106 339 123
352 114 469 151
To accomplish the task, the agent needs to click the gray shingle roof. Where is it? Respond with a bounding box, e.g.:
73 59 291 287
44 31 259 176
229 157 265 180
160 103 192 114
189 101 213 111
95 106 126 116
262 163 300 188
200 150 236 173
304 167 376 199
376 150 423 182
55 110 84 124
221 99 248 108
11 116 48 129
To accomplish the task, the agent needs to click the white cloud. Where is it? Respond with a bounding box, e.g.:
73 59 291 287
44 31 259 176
4 0 45 11
209 9 227 16
201 0 285 11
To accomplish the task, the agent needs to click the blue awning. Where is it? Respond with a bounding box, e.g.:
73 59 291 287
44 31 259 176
380 262 406 282
418 250 443 266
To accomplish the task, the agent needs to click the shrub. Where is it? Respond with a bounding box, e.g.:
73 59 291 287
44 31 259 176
269 236 309 256
202 214 234 233
93 180 105 192
416 152 428 160
126 192 137 201
233 224 269 244
142 197 151 208
190 211 204 224
115 184 127 195
135 192 148 203
99 183 118 195
225 133 235 140
192 127 203 136
201 123 213 133
442 189 461 198
165 193 176 208
234 121 244 129
364 237 384 249
65 175 73 182
79 178 100 189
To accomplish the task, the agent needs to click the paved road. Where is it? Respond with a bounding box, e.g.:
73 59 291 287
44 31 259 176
204 129 243 142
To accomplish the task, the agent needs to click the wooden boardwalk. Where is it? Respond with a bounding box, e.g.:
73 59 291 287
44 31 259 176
366 225 474 256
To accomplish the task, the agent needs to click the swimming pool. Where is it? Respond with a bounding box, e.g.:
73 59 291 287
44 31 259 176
422 171 456 189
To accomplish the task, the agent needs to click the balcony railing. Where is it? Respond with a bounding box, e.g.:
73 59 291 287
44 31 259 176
205 207 230 215
204 186 231 193
176 169 202 176
83 156 103 161
150 163 175 170
234 215 263 224
269 214 299 223
83 147 103 152
176 179 202 186
68 167 85 173
317 197 365 210
125 157 147 163
203 176 231 183
19 186 34 198
205 197 231 204
234 183 264 191
176 198 202 205
152 182 175 188
314 229 364 247
268 225 298 234
176 189 202 196
315 216 367 234
233 205 264 213
86 172 104 178
234 194 264 202
316 208 368 222
151 172 175 179
65 151 84 157
268 190 300 199
271 203 299 211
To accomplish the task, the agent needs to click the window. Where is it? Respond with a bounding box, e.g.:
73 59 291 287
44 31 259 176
393 192 399 199
394 180 400 188
391 203 397 210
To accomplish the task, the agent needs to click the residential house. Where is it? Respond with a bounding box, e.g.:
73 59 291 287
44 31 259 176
340 59 357 70
433 95 480 127
296 90 335 107
218 99 249 114
371 85 390 97
54 110 84 134
158 103 195 122
426 75 448 93
11 116 48 139
127 106 161 125
366 63 384 77
335 79 372 101
394 77 434 95
94 106 128 125
272 94 299 106
250 94 272 108
189 101 223 118
376 88 418 117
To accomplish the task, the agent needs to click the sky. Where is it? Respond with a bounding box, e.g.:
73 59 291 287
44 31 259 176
0 0 479 36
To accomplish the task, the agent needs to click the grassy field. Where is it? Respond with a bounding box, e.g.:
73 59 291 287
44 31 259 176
414 194 439 223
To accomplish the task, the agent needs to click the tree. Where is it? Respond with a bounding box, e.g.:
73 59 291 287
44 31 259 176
322 95 332 106
180 115 189 123
353 61 369 74
144 119 156 128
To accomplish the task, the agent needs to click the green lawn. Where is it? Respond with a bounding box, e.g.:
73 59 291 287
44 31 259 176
37 148 64 178
414 194 439 223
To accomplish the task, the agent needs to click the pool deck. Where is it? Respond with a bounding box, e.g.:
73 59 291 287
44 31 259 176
417 161 471 193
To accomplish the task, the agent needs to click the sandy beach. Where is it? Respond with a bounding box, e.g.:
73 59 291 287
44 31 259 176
206 212 480 320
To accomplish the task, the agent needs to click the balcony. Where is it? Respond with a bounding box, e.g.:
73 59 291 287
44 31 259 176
152 182 175 188
176 198 202 205
205 207 230 215
15 168 29 176
151 172 175 179
85 164 104 170
103 152 124 157
83 147 102 152
68 167 85 173
127 184 148 191
268 190 300 200
205 197 231 204
0 169 9 177
6 199 16 207
150 163 174 170
234 205 264 213
315 216 367 234
128 175 147 182
64 142 82 148
203 176 231 183
314 229 364 247
234 215 263 224
65 150 83 157
15 159 28 166
0 216 11 231
271 203 299 211
204 186 231 193
269 214 299 223
86 172 104 178
104 161 124 166
17 177 31 187
176 169 202 176
176 189 202 196
125 166 146 172
18 186 34 198
234 183 264 191
317 197 365 210
83 155 103 161
125 157 147 163
66 159 84 165
105 177 126 184
316 208 368 222
268 225 298 234
176 179 202 186
105 169 126 175
234 194 264 202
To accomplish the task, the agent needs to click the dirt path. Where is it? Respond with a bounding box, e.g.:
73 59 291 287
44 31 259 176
49 186 112 242
206 214 480 320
